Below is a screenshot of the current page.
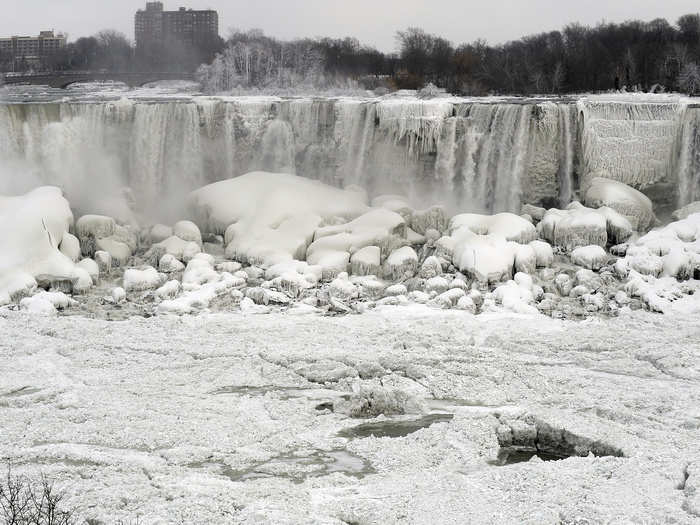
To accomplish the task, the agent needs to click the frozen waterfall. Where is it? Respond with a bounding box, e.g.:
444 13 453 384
1 95 699 219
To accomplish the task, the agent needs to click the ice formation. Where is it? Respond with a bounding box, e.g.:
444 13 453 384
189 172 368 267
0 187 90 304
584 176 656 231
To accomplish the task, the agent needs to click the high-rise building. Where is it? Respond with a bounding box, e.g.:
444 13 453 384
0 31 66 63
135 2 218 50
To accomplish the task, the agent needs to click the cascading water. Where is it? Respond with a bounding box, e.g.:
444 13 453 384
1 94 699 221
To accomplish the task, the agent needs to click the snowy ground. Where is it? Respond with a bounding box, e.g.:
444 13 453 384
2 297 700 524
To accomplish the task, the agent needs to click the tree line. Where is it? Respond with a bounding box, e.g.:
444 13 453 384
5 13 700 95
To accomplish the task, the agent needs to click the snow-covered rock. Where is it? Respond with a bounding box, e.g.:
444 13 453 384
173 220 202 246
419 256 443 279
538 204 608 251
156 280 181 299
308 208 407 278
77 258 99 283
20 295 57 315
529 240 554 268
94 251 112 274
350 246 381 276
514 244 537 274
123 267 161 292
111 287 126 303
383 246 418 280
95 237 131 267
150 224 173 244
451 230 517 284
425 276 449 294
159 253 185 273
571 245 608 271
450 213 537 244
493 279 538 315
584 177 656 231
329 273 360 301
75 214 115 241
410 206 448 235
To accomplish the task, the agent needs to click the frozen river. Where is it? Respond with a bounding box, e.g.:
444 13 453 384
1 299 699 524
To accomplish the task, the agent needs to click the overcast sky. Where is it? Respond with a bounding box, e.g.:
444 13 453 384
3 0 700 52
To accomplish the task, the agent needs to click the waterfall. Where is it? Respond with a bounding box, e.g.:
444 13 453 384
675 108 700 207
2 95 699 221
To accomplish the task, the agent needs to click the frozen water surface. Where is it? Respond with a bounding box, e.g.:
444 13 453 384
1 297 700 523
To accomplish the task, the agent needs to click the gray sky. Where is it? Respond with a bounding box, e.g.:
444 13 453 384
2 0 700 52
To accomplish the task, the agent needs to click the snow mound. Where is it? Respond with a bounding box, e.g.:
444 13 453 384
0 187 89 304
584 177 656 231
188 172 368 267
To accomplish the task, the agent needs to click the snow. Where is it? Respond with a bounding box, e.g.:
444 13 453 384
3 302 698 523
